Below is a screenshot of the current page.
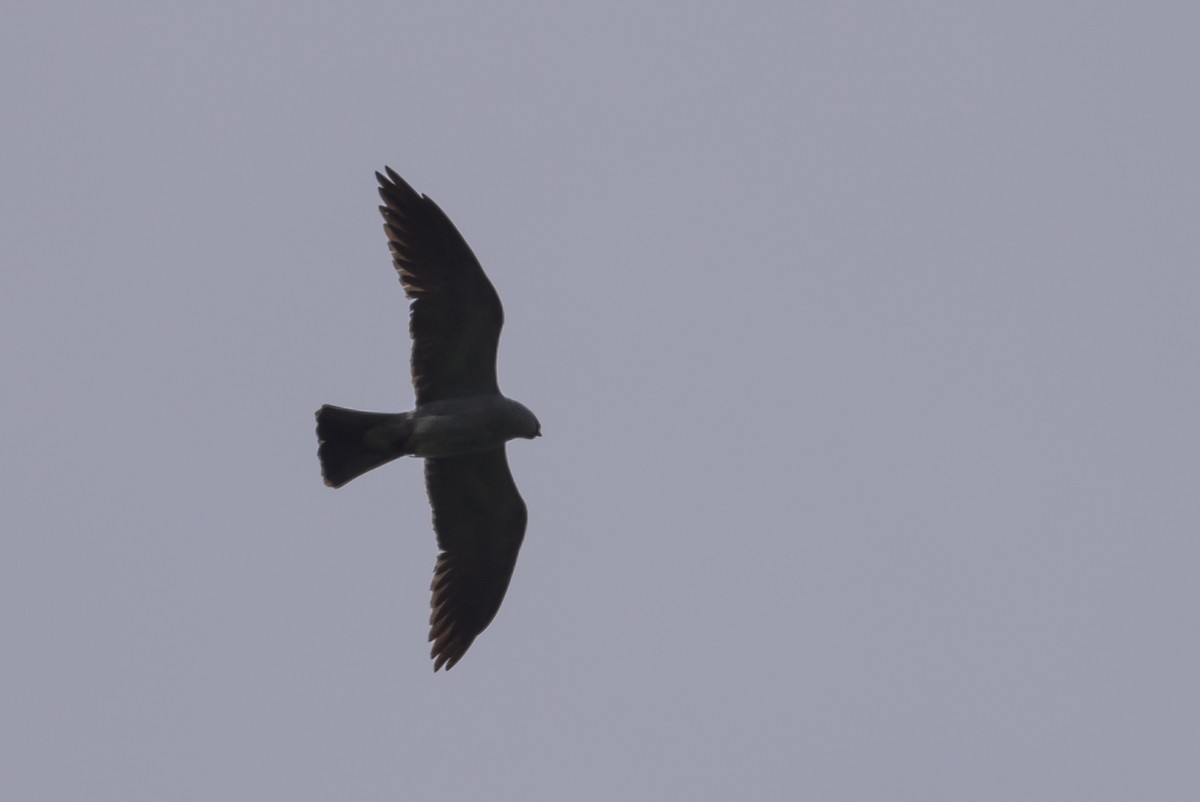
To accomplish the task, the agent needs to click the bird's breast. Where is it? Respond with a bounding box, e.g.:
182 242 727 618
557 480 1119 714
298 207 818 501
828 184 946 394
409 409 507 458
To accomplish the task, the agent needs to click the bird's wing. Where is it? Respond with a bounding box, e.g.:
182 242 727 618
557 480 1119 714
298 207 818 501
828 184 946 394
424 447 527 671
377 168 504 405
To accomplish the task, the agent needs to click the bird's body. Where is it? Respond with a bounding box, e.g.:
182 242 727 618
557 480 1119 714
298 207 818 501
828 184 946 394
316 169 540 671
322 395 538 465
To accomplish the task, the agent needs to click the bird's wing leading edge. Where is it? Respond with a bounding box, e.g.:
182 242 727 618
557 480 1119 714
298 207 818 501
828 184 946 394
424 447 527 671
377 167 505 405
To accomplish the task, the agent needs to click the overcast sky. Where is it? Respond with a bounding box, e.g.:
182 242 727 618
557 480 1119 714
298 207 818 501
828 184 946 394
3 2 1199 800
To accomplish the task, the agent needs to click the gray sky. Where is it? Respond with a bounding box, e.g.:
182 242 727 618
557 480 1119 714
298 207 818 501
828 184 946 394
4 2 1199 799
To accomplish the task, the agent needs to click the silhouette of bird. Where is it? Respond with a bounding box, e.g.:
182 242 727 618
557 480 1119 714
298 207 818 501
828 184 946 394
316 168 541 671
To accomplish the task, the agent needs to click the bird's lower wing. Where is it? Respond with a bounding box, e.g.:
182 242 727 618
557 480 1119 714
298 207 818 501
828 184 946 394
424 447 528 670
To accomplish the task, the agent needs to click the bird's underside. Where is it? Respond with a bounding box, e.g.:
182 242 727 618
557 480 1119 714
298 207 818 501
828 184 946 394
315 168 540 671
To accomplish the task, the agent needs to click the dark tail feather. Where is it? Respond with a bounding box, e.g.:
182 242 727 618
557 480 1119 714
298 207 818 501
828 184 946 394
315 405 411 488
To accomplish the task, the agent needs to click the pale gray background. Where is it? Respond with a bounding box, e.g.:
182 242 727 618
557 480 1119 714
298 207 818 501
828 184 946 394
3 2 1198 800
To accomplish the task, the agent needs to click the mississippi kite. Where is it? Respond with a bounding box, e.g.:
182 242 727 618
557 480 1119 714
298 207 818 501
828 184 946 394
316 168 541 671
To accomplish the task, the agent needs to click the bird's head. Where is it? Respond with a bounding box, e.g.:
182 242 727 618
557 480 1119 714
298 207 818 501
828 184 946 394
506 399 541 441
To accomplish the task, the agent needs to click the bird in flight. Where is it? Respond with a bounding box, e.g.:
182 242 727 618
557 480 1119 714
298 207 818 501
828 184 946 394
316 168 541 671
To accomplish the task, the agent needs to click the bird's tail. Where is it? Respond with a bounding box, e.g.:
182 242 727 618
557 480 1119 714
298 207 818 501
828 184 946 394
315 405 413 488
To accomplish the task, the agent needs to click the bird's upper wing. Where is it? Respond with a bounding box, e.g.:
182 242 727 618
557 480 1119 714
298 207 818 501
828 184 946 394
424 447 527 671
377 168 504 405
